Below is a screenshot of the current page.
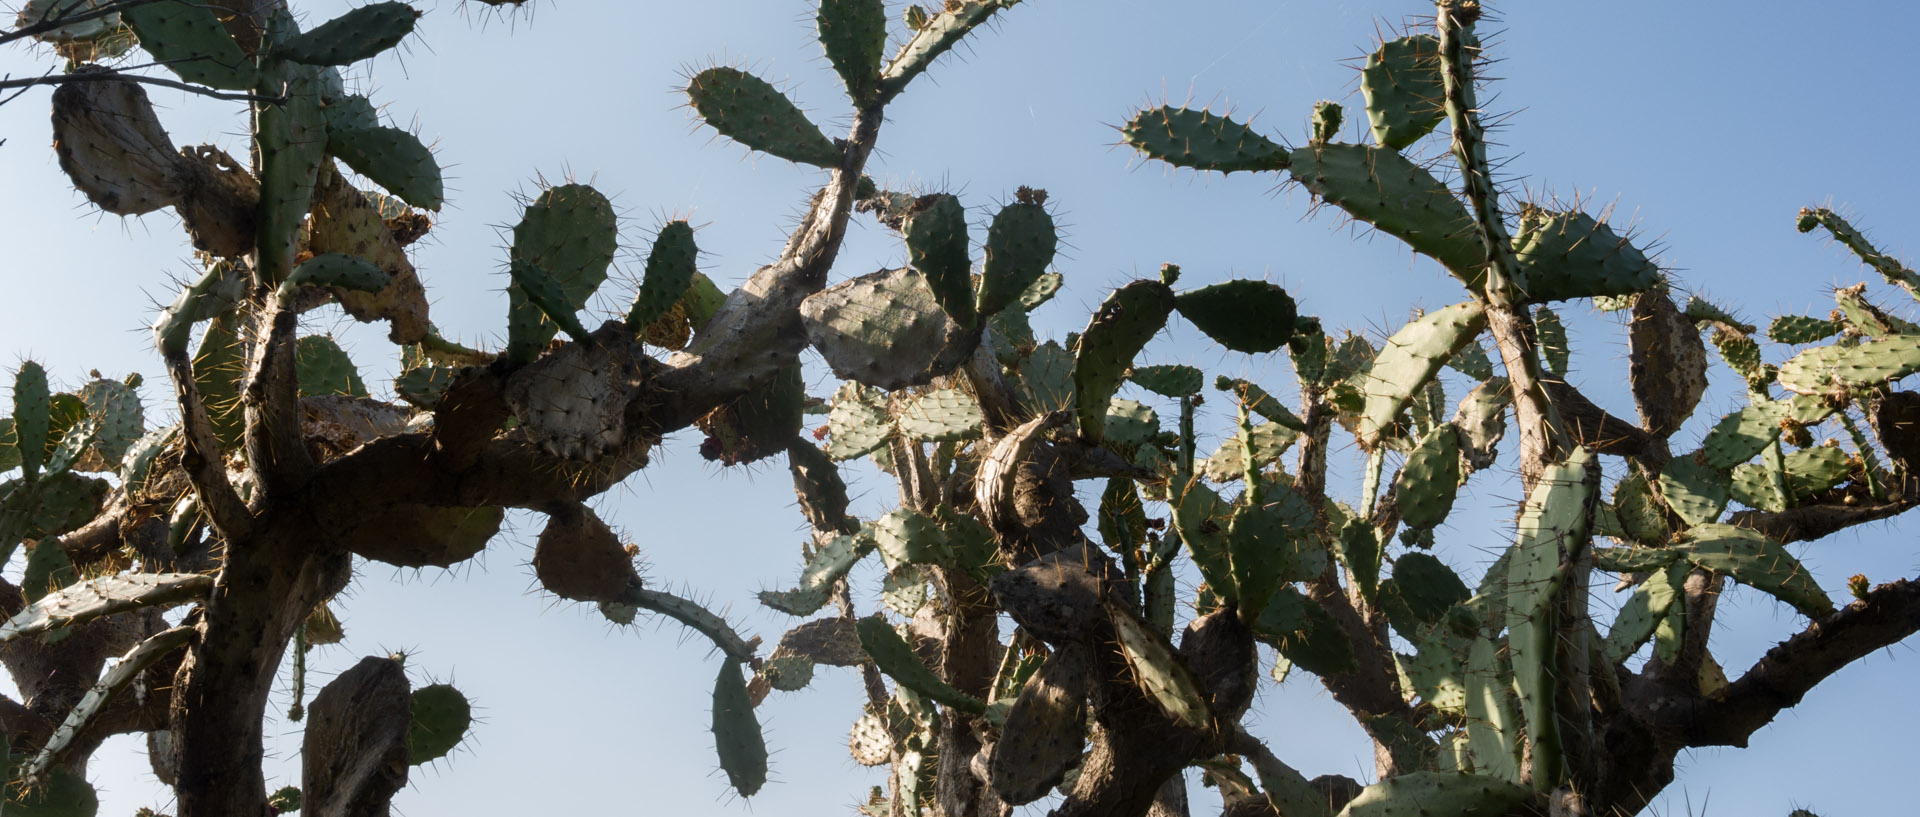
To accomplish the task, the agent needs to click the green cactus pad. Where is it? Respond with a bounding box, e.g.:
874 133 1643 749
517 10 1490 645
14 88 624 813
1710 329 1767 384
1506 448 1594 786
1174 279 1296 354
1358 301 1487 447
1379 552 1470 642
505 183 617 362
1128 364 1203 398
0 572 211 643
802 267 964 390
295 335 368 397
1122 106 1291 174
407 683 471 765
1201 422 1293 483
72 377 140 469
4 767 98 816
279 253 391 306
1018 270 1065 311
1684 296 1756 334
1798 207 1920 298
1073 280 1176 442
881 565 927 616
1832 285 1916 339
1610 469 1668 545
11 363 50 481
825 382 892 460
904 194 976 328
1603 561 1685 665
1339 771 1535 817
855 615 985 714
393 365 454 408
1019 341 1075 412
871 508 953 572
1782 445 1851 499
1288 143 1483 288
787 438 851 533
122 1 255 90
1310 100 1344 144
279 2 417 66
328 125 444 211
760 654 815 692
1098 477 1148 554
1768 314 1842 345
1680 524 1834 619
1657 453 1730 527
1171 481 1238 603
322 92 380 132
817 0 886 103
686 66 842 168
711 659 769 797
1214 377 1304 430
0 419 19 474
1778 335 1920 396
1226 501 1298 621
1100 398 1159 448
1331 517 1381 602
1397 425 1462 530
978 191 1058 318
759 531 875 616
1360 35 1445 150
1447 340 1496 381
193 314 246 451
1109 606 1211 729
627 221 699 332
1699 401 1789 470
1533 305 1569 375
117 425 177 499
1250 586 1356 676
1463 635 1520 781
1510 209 1660 304
1591 545 1682 574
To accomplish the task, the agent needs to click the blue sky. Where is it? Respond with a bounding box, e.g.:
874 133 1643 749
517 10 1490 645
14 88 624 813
3 1 1919 814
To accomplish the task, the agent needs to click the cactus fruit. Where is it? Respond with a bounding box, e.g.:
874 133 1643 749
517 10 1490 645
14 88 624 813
1358 301 1487 447
1175 279 1297 354
1073 280 1177 442
977 188 1058 319
686 66 843 169
1360 35 1445 151
1121 106 1291 174
532 503 641 603
1289 143 1484 286
1510 209 1660 304
407 683 471 765
802 267 967 390
711 659 769 797
121 0 255 90
276 2 418 66
627 221 699 332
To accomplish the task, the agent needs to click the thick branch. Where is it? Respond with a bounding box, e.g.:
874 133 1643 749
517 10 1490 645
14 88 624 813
1725 499 1916 544
1665 576 1920 748
0 68 281 103
1542 378 1668 464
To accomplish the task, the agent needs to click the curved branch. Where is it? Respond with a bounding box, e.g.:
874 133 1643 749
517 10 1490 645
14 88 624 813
0 68 281 103
1665 576 1920 748
1725 499 1916 545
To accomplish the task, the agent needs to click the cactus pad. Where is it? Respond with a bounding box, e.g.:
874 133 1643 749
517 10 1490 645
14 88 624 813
1778 335 1920 397
1360 35 1446 150
122 0 255 90
278 2 417 66
686 67 842 168
533 504 640 603
504 182 617 361
1359 301 1487 447
711 659 769 797
991 646 1089 805
1130 364 1204 398
295 335 368 398
328 126 443 211
897 388 983 442
0 572 211 642
978 191 1058 318
1073 280 1176 442
627 221 699 332
802 267 967 390
818 0 886 103
904 193 976 328
1339 771 1534 817
855 615 984 714
1122 106 1291 173
407 683 471 765
1288 143 1483 287
1680 524 1834 619
1511 209 1660 303
1174 279 1297 354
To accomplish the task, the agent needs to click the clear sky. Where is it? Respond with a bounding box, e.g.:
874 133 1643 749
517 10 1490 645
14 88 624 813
3 1 1918 815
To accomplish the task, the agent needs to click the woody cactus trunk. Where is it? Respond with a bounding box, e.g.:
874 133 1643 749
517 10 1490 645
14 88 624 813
1 1 1917 816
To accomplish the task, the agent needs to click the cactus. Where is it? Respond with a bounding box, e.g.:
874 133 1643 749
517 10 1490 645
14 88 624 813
6 2 1920 815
